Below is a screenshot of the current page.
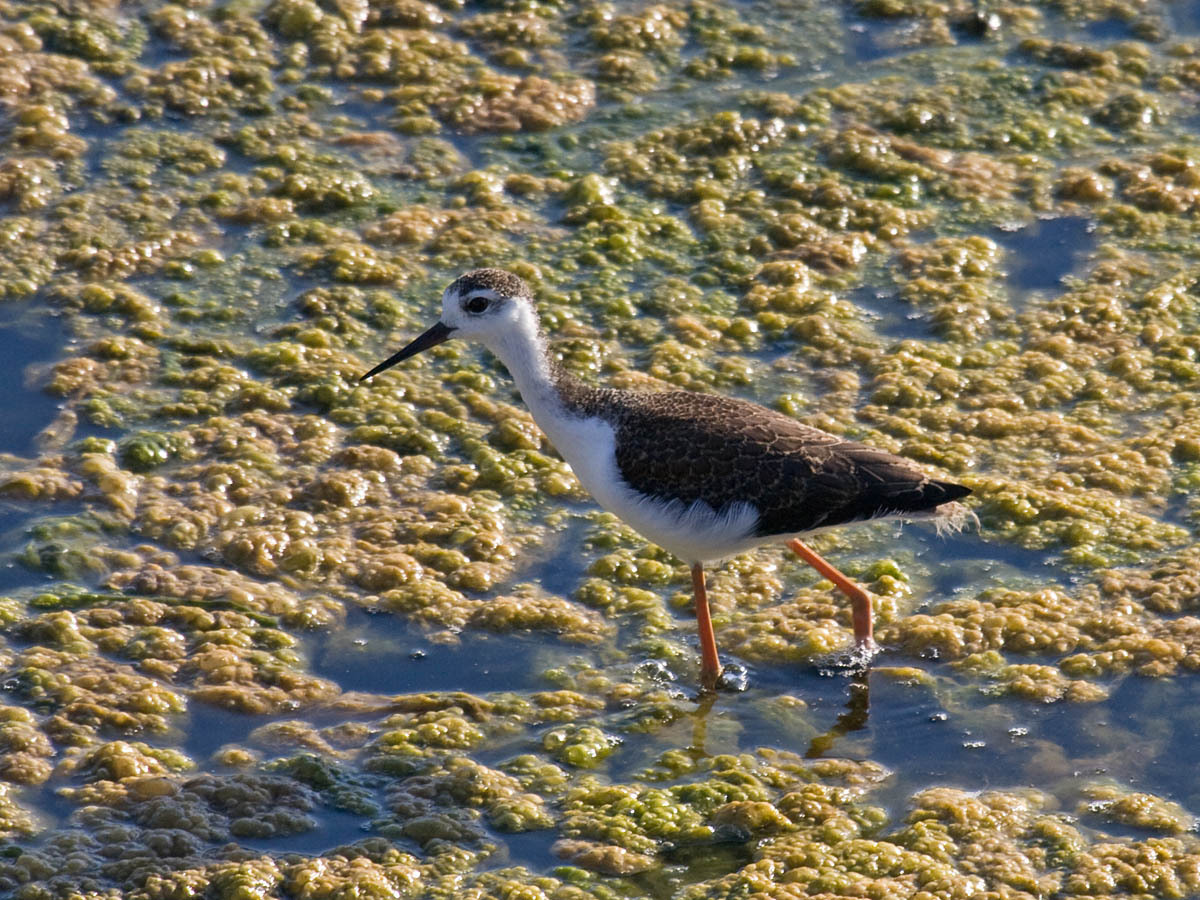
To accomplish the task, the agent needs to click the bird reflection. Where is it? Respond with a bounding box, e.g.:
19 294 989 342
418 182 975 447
806 671 871 758
689 690 718 757
685 669 871 760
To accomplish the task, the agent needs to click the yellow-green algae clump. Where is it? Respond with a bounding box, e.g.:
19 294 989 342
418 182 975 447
0 0 1199 895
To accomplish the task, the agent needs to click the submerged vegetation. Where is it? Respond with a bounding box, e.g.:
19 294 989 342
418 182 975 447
1 0 1200 895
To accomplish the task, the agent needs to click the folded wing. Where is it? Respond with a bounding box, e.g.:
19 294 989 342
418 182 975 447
609 391 969 538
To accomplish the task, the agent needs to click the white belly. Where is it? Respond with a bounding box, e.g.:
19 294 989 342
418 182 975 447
540 413 762 563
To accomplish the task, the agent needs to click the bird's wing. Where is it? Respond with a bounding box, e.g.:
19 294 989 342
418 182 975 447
609 390 967 537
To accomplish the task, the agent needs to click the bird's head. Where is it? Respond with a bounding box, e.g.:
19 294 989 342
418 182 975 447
360 268 538 381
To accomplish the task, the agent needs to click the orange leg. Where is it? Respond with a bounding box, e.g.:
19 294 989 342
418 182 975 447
787 538 875 648
691 563 722 690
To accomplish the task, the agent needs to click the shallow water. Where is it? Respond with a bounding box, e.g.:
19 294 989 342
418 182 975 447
995 217 1097 293
1 0 1199 896
0 308 72 457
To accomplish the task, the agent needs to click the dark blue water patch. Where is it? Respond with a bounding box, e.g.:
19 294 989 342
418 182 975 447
864 681 1047 811
1160 489 1196 531
757 664 950 755
845 18 911 64
1172 0 1200 34
922 532 1069 596
1085 18 1138 41
1056 675 1200 807
731 659 1200 825
235 807 373 855
729 662 1044 809
182 701 275 762
0 554 35 595
994 216 1096 293
514 513 596 596
493 827 561 872
307 605 597 696
72 113 134 183
850 284 936 343
0 306 74 457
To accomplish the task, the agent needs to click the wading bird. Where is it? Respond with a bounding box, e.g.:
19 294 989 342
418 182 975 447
362 269 970 689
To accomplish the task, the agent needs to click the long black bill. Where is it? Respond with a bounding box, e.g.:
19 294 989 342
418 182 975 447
359 321 457 381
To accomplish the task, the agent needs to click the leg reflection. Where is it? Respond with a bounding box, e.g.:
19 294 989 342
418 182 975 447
689 690 717 758
805 671 870 758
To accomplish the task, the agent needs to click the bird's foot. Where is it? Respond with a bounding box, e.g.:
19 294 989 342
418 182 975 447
815 641 879 675
713 662 749 693
697 662 749 696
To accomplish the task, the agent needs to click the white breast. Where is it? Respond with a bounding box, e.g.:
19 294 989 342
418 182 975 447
536 409 762 564
481 319 763 563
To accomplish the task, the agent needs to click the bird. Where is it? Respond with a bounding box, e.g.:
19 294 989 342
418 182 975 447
361 268 971 690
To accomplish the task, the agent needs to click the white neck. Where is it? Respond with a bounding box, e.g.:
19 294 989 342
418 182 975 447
480 308 569 432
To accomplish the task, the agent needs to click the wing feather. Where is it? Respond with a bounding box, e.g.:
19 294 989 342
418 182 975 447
606 390 968 537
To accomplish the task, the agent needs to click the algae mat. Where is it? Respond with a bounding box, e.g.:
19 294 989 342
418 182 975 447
2 0 1200 896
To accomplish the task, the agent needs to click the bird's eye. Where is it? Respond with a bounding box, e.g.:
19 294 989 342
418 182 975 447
465 296 490 314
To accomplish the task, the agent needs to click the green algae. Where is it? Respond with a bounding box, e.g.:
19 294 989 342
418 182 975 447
0 0 1199 895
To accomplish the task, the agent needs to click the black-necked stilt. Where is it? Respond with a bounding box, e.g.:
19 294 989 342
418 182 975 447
362 269 971 689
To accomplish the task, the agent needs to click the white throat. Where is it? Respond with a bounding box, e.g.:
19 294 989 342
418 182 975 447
479 308 567 430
